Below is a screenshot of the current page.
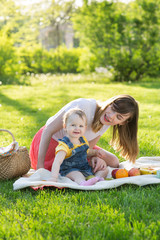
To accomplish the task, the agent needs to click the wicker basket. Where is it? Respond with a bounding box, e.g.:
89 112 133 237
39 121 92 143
0 129 31 180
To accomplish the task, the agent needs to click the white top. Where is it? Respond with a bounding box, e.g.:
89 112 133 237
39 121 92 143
46 98 110 142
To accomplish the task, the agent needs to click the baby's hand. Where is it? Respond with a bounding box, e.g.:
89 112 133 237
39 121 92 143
91 157 107 173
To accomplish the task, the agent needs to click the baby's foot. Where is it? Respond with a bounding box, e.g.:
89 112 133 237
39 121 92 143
80 177 99 186
97 177 105 182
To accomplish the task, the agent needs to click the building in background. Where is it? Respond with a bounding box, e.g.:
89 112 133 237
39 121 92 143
39 23 79 50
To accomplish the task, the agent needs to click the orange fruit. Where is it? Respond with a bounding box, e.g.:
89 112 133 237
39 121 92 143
115 169 128 179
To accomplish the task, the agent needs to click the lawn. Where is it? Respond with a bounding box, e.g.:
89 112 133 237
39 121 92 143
0 73 160 239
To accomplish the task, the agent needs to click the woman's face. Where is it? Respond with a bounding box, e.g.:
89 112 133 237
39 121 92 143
100 104 131 126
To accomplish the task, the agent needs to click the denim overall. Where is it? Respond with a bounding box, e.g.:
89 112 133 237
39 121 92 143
59 136 93 177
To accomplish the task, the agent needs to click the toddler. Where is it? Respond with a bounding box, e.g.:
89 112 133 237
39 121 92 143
50 108 108 186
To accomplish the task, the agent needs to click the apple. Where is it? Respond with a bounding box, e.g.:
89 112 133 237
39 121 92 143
112 169 119 178
128 168 140 177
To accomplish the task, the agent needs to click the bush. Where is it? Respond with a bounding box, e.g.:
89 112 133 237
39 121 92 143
0 36 19 84
109 46 160 82
78 47 97 73
51 46 81 73
17 45 82 74
16 45 43 74
0 42 103 81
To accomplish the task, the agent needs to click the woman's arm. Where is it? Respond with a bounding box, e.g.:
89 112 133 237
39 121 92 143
50 150 66 181
87 148 104 158
88 135 101 148
87 149 98 157
37 110 65 169
89 135 119 169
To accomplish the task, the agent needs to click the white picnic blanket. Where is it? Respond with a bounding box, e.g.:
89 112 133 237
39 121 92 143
13 156 160 191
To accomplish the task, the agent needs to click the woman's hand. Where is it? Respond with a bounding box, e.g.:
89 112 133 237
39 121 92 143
91 156 107 173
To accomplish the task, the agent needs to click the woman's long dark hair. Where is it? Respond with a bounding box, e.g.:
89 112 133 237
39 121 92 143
92 95 139 163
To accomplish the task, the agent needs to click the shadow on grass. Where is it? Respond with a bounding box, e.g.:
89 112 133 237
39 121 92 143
122 81 160 89
0 89 72 135
0 92 49 135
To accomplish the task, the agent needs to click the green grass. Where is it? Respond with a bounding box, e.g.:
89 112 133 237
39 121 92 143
0 73 160 239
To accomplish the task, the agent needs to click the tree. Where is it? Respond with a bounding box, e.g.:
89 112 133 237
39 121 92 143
72 0 160 81
0 0 39 46
32 0 76 48
0 0 77 48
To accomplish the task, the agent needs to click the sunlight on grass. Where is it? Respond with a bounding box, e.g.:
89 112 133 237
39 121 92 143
0 73 160 239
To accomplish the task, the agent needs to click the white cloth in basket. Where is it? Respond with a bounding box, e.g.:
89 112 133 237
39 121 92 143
0 142 19 156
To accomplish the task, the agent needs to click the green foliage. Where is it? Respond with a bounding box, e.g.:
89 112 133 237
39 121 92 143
0 0 37 46
72 0 160 81
1 0 160 82
16 45 83 75
51 46 81 73
16 44 48 74
0 36 14 74
0 41 98 84
78 47 97 72
0 35 20 84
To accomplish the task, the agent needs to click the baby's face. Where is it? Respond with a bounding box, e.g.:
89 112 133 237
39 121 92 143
65 114 87 139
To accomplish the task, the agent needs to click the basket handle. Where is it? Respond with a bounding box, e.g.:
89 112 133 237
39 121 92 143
0 129 16 149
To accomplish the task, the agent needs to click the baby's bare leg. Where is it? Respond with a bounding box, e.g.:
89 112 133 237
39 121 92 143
66 171 85 184
66 171 99 186
95 167 109 179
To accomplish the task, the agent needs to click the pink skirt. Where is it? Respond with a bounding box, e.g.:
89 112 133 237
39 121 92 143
29 126 101 171
30 126 58 171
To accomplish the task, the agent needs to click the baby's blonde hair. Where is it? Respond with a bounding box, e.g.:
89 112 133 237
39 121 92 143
63 108 87 126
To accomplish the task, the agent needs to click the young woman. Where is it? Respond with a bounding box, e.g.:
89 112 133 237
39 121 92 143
50 108 108 186
30 95 139 172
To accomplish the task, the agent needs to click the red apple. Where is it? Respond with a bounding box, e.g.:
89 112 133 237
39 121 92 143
128 168 140 177
112 169 119 178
